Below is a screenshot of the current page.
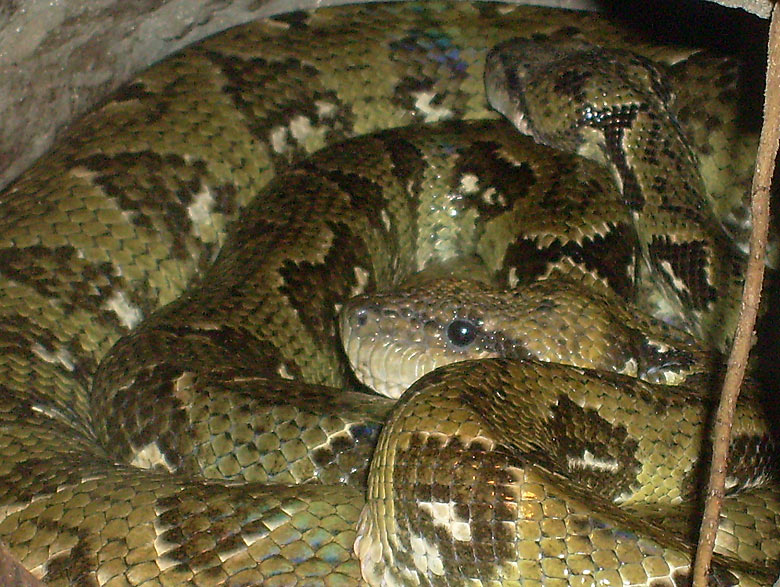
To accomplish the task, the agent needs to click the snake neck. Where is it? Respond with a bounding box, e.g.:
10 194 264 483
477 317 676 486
485 38 749 350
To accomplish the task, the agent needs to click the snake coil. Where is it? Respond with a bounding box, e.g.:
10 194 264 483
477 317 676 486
0 2 776 585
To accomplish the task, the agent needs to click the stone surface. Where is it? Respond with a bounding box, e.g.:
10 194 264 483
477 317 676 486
0 0 770 190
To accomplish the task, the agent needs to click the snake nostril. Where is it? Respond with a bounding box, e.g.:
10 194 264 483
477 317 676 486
355 309 368 327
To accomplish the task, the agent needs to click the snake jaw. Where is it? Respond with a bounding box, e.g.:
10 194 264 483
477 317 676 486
340 300 469 398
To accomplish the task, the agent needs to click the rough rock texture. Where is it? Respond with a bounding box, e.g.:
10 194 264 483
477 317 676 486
716 0 772 17
0 0 770 190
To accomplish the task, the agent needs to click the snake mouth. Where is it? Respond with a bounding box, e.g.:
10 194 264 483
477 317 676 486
339 304 440 399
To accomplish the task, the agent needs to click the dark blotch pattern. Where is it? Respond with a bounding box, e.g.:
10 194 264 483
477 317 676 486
649 236 718 310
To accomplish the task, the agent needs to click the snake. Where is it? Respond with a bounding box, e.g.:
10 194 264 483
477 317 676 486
0 1 777 585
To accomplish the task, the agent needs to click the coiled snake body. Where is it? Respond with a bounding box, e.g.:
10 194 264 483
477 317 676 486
0 2 777 585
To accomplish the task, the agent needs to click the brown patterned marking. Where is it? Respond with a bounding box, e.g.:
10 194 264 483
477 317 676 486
387 18 472 120
592 103 646 210
0 314 95 381
545 395 642 501
554 68 594 100
108 81 174 126
0 316 98 432
267 9 310 28
153 485 344 578
384 135 427 194
649 236 717 309
450 132 640 295
382 133 427 240
0 246 130 319
75 151 236 264
105 361 191 471
636 337 700 383
391 433 523 583
95 325 299 468
725 434 777 493
500 223 637 298
40 520 100 585
279 220 374 344
203 50 353 155
311 423 383 486
308 164 393 237
455 140 536 217
670 567 738 587
0 421 111 505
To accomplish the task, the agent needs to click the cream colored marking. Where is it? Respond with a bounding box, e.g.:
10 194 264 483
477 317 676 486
187 186 215 239
726 472 771 492
70 166 100 182
567 450 620 473
120 209 139 227
31 404 71 425
104 291 143 329
270 126 289 153
0 502 27 519
242 530 266 548
217 544 247 563
418 500 472 541
618 357 638 377
315 100 337 118
509 112 531 137
481 186 498 205
577 129 610 168
191 320 222 330
350 266 370 298
409 530 446 576
172 371 195 404
659 260 690 294
175 371 195 390
508 267 519 288
646 339 672 354
459 173 480 194
152 517 179 571
412 90 451 122
380 209 392 231
277 363 295 380
28 563 48 581
31 342 75 371
354 507 385 582
131 442 175 472
660 369 686 386
290 114 314 141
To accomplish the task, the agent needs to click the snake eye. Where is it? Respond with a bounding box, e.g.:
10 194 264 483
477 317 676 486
446 319 478 347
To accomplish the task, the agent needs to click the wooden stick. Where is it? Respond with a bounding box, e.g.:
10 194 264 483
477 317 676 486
691 3 779 584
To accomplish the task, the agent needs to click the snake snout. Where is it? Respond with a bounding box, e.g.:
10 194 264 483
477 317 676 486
339 298 435 398
339 291 505 399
